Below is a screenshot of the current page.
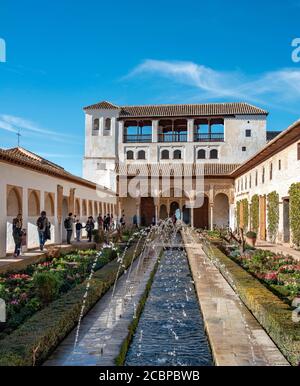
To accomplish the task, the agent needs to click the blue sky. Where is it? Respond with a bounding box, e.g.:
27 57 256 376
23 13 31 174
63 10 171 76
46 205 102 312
0 0 300 176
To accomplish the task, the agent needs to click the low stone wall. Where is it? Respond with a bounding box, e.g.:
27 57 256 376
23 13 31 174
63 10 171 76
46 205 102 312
202 242 300 366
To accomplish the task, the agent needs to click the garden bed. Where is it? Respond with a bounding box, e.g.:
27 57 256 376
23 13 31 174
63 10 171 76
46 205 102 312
0 236 144 366
0 247 118 340
202 241 300 366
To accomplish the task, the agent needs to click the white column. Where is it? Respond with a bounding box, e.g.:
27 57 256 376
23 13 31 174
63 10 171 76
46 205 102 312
187 119 194 142
118 121 124 144
210 204 214 231
152 120 158 142
22 188 29 251
0 183 7 257
191 206 194 228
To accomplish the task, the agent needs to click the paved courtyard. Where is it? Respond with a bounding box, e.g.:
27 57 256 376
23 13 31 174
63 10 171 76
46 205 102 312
182 229 289 366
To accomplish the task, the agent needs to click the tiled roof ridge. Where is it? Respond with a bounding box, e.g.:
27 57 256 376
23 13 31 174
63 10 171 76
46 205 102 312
0 147 114 193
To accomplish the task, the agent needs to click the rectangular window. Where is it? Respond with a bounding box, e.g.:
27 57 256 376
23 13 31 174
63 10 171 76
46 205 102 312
242 146 246 152
270 163 273 180
249 174 252 189
278 159 281 170
298 143 300 160
255 171 258 186
262 167 265 184
245 129 251 137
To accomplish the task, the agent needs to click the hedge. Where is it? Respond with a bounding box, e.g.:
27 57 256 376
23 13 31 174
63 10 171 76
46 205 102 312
289 183 300 247
202 243 300 366
0 241 144 366
114 251 162 365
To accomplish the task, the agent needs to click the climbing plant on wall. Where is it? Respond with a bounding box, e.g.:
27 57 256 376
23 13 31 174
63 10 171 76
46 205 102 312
241 199 249 232
289 183 300 246
267 191 279 242
250 194 259 233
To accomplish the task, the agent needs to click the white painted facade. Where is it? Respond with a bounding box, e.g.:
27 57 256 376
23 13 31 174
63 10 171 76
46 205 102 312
234 128 300 244
0 158 116 257
83 106 267 192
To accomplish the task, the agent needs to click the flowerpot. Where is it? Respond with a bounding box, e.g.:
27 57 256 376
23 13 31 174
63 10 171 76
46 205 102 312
246 237 257 247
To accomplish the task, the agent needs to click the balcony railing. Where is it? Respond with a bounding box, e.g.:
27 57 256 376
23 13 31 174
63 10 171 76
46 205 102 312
158 133 187 142
194 133 224 142
124 134 152 143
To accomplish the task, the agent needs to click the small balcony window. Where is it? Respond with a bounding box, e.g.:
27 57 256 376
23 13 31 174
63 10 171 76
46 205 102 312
158 119 187 142
124 120 152 143
194 118 224 142
103 118 111 136
92 118 99 136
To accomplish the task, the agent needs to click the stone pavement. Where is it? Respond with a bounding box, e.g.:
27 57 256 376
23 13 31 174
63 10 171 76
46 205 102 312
256 240 300 261
0 241 96 274
44 243 159 366
182 229 289 366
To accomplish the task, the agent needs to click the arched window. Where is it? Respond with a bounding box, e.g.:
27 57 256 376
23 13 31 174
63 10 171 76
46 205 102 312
7 187 22 217
28 190 40 217
197 149 206 159
82 200 87 216
93 118 99 135
104 118 111 136
173 150 182 159
137 150 146 160
161 150 169 160
44 193 54 216
210 149 218 159
127 150 134 160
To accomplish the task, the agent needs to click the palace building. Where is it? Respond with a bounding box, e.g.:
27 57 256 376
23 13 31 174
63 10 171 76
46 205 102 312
83 101 270 229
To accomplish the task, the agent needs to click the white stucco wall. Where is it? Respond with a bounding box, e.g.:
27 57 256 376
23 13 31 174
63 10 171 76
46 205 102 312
0 162 116 256
234 141 300 242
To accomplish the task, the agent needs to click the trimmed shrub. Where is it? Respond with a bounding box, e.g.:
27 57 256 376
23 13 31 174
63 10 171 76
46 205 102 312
289 183 300 247
33 272 62 305
250 194 259 233
203 243 300 366
267 191 279 242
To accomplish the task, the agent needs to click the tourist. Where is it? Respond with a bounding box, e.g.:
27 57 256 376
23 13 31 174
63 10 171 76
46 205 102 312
12 213 23 257
121 215 126 228
133 214 138 228
85 216 95 242
152 216 156 226
75 219 83 242
97 214 103 230
37 211 51 251
110 213 114 230
64 213 75 244
104 214 110 232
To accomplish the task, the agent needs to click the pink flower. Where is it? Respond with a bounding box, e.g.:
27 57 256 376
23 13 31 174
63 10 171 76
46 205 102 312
263 272 278 281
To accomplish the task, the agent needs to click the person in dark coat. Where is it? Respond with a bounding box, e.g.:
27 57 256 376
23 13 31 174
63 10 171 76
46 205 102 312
85 216 95 242
12 214 23 257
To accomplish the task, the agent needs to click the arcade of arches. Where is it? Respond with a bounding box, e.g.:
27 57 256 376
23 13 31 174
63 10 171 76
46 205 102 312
119 183 233 229
3 183 116 255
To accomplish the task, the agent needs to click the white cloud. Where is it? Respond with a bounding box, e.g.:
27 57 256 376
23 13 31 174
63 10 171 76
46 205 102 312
0 114 81 144
126 59 300 110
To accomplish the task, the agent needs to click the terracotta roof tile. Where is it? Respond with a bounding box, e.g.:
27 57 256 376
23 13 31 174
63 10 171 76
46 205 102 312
0 147 114 193
84 101 268 117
